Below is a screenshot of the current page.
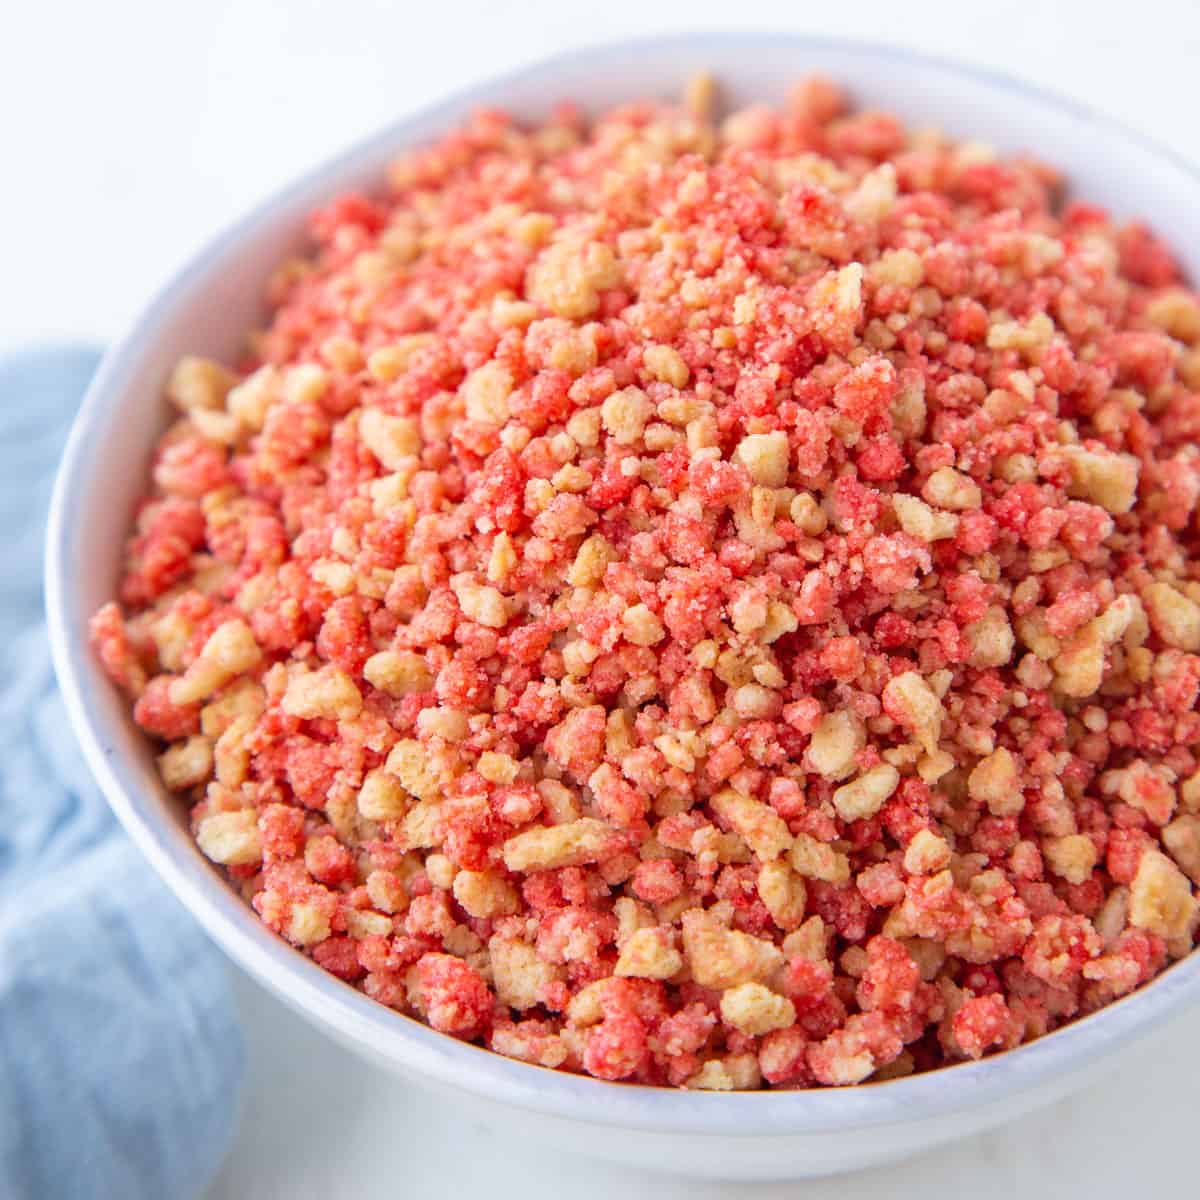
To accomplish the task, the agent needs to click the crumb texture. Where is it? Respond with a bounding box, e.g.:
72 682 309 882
93 76 1200 1088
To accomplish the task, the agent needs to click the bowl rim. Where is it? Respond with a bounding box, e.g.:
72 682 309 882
45 30 1200 1137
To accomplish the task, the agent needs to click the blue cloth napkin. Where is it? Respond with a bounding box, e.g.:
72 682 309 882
0 347 244 1200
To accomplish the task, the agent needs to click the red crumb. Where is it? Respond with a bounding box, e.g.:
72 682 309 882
94 74 1200 1090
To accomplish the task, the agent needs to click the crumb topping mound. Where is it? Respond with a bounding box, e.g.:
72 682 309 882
93 76 1200 1089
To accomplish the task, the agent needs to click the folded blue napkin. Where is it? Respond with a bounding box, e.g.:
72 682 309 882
0 347 244 1200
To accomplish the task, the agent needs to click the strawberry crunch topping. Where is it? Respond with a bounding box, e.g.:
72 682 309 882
94 76 1200 1089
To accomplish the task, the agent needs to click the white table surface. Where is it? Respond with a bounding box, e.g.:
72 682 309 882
7 1 1199 1194
210 966 1200 1198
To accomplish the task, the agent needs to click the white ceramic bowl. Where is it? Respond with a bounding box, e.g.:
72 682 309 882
46 33 1200 1182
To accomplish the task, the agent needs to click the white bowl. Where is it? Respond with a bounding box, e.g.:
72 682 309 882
46 32 1200 1182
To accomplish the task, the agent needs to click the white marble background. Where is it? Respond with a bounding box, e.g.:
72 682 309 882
6 1 1198 1194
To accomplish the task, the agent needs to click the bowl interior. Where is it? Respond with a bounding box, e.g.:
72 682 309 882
46 33 1200 1135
